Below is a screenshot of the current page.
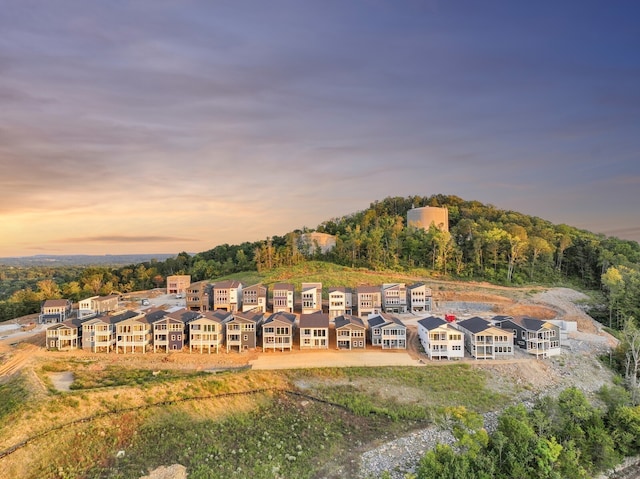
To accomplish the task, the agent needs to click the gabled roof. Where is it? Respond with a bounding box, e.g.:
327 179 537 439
334 314 365 330
492 315 514 323
48 318 84 330
273 283 294 291
232 310 263 324
213 280 242 289
417 316 448 331
196 310 227 324
299 312 330 329
186 280 210 291
367 313 406 328
110 310 143 323
456 317 492 334
504 317 549 332
165 309 201 323
328 286 349 294
144 308 168 323
244 283 267 294
407 282 426 290
357 285 380 294
263 312 296 326
42 299 70 308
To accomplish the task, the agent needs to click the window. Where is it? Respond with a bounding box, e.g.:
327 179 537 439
243 335 248 341
171 335 176 341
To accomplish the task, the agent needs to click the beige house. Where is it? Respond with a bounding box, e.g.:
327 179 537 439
167 275 191 295
299 312 330 349
301 282 323 314
186 280 212 312
242 284 268 313
382 283 407 313
262 312 296 352
417 316 464 360
78 295 120 319
356 286 382 317
367 313 407 349
272 283 295 313
188 310 229 354
225 310 262 352
334 314 366 350
328 287 353 320
82 310 140 353
46 319 83 351
39 299 72 323
454 317 514 359
115 311 151 354
407 283 432 313
213 280 243 312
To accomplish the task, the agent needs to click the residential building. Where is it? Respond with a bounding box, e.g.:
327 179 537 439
225 310 262 352
153 309 198 352
166 275 191 295
494 316 561 358
242 284 268 313
272 283 295 313
262 312 296 352
328 287 353 320
46 319 83 351
407 283 433 313
78 296 99 319
187 310 228 354
334 314 366 350
367 313 407 349
301 282 323 314
213 280 243 312
417 316 464 360
454 317 514 359
356 286 382 317
299 312 330 349
186 280 212 312
115 311 152 354
382 283 407 313
39 299 72 324
82 310 139 353
77 294 121 319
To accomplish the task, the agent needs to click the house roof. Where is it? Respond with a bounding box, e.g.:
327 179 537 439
417 316 448 330
367 313 405 328
187 280 210 291
357 285 380 294
48 318 83 330
232 310 264 323
206 309 234 322
42 299 69 308
273 283 294 291
263 312 296 326
407 282 426 290
456 316 492 334
334 314 365 330
244 284 267 294
328 286 349 293
165 309 201 323
505 317 549 331
95 295 119 302
213 280 242 289
144 308 168 323
299 312 330 329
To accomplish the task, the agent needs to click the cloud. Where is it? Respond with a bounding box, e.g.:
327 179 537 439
54 236 198 244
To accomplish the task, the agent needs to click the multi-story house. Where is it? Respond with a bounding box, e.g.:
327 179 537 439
153 309 198 352
46 319 83 351
407 283 432 313
356 286 382 317
213 280 243 312
367 313 407 349
334 314 366 350
417 316 464 360
82 310 140 353
454 317 514 359
301 282 323 314
166 275 191 295
186 280 212 312
39 299 72 324
262 312 296 352
272 283 295 313
299 312 330 349
78 295 120 319
494 316 561 358
225 310 262 352
187 310 229 354
328 287 353 320
382 283 407 313
115 311 152 354
242 284 268 313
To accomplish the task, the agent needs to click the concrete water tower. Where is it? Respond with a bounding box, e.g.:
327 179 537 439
407 206 449 232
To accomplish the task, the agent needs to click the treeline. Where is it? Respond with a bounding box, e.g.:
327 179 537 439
412 386 639 479
2 195 639 325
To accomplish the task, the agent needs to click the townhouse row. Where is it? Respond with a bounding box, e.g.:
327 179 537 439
45 308 409 354
185 280 433 316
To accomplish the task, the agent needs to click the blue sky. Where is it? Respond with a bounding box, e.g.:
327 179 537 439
1 1 639 256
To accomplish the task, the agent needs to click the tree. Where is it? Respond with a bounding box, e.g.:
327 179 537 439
620 318 640 403
528 236 554 280
601 267 625 327
505 225 528 283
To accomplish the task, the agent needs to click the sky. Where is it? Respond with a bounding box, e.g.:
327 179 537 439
1 1 639 257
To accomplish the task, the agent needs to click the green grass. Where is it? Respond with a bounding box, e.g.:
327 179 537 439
70 366 209 390
0 375 30 425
